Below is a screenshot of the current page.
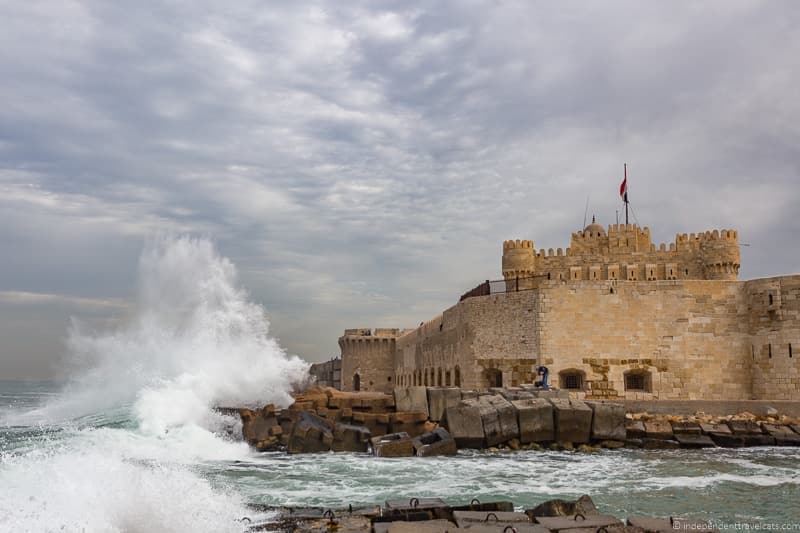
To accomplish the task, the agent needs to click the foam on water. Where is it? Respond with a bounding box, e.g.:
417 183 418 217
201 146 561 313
0 236 308 532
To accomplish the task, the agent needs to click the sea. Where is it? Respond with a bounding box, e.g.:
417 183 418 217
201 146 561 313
1 236 799 532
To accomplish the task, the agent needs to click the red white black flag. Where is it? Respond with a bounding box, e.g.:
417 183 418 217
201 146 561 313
619 164 628 203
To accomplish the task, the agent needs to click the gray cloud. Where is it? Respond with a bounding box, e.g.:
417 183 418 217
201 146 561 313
1 0 799 378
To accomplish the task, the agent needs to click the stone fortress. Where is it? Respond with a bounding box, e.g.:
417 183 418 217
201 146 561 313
338 220 800 401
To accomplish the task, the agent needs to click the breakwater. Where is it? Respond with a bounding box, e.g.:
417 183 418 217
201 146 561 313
235 386 800 455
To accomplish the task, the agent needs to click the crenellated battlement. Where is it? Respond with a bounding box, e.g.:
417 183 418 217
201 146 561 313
503 221 741 283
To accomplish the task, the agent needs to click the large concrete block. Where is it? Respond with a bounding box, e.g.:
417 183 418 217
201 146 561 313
426 388 462 422
393 387 429 417
287 411 335 454
512 398 554 443
480 395 520 445
331 423 371 452
371 432 414 457
412 428 457 457
442 403 485 449
389 411 428 437
585 401 626 441
727 419 763 435
239 405 278 446
549 399 592 444
644 421 674 440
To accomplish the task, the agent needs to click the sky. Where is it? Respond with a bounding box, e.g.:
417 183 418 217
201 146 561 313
1 0 799 379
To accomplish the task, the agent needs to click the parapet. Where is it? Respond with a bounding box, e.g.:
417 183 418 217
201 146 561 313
503 239 534 250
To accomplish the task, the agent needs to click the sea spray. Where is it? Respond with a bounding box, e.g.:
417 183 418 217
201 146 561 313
0 235 308 532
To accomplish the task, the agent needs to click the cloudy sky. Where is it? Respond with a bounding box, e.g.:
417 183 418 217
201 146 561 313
1 0 799 379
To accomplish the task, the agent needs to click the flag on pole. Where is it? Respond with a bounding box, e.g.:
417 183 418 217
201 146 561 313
619 164 628 203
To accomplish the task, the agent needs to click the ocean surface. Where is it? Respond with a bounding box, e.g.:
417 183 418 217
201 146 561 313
2 237 799 532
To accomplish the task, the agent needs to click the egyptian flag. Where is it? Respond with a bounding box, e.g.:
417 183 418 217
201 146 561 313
619 166 628 203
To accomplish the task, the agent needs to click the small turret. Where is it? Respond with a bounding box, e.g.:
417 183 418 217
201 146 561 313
502 239 537 289
699 229 741 280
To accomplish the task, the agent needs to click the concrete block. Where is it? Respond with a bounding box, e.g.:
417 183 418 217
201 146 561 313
674 433 716 448
453 510 531 527
727 419 762 435
443 403 485 449
512 398 554 443
743 434 776 447
761 423 800 445
536 514 622 531
641 438 681 449
385 497 447 511
371 432 414 457
461 390 479 401
239 406 278 446
481 395 520 445
379 520 452 533
549 399 592 444
644 421 673 440
287 412 335 454
389 411 428 437
331 423 371 452
427 388 462 422
585 401 626 441
699 423 731 435
393 387 430 417
709 433 746 448
412 428 457 457
625 420 645 438
670 421 702 434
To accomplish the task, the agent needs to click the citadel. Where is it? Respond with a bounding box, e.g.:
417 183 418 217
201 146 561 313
333 221 800 401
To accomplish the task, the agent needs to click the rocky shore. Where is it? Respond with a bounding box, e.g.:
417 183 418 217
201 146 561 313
241 494 719 533
234 386 800 455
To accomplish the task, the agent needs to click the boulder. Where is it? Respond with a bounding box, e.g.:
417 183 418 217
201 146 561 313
412 428 457 457
512 398 554 443
526 495 598 518
585 401 626 441
643 421 673 440
393 387 429 417
331 423 371 452
625 420 646 439
389 411 429 437
286 411 335 454
480 395 520 445
674 433 716 448
442 403 485 449
625 438 643 448
371 432 414 457
239 405 278 446
550 399 592 444
351 412 391 437
426 388 462 422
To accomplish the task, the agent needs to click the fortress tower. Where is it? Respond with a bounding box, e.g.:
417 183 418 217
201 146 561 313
338 328 400 393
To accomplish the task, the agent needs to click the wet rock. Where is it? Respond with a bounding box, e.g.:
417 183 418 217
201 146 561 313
512 398 555 443
625 420 646 439
761 423 800 445
726 419 763 435
643 421 673 440
390 411 429 437
526 494 598 518
351 412 391 437
641 438 680 450
743 434 776 447
372 432 414 457
427 388 462 422
331 423 371 452
508 438 520 450
576 444 600 453
709 433 746 448
585 401 626 441
412 428 457 457
442 403 485 449
239 405 278 446
394 387 430 417
550 399 592 444
624 438 643 448
699 423 731 436
674 433 716 448
600 440 625 449
287 411 335 454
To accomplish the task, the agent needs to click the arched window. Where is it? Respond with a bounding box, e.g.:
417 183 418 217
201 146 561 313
424 370 429 386
454 366 461 387
486 368 503 388
437 368 443 386
353 373 361 391
624 369 651 393
445 370 451 387
559 369 585 390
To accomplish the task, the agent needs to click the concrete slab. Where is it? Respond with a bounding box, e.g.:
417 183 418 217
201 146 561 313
585 401 626 441
372 432 414 457
641 438 680 450
549 399 592 444
427 388 462 422
643 421 673 440
443 403 485 449
673 433 716 448
394 387 430 417
512 398 555 443
412 428 458 457
628 517 718 533
385 498 447 511
726 419 762 435
670 421 702 434
625 420 645 438
535 514 622 531
699 423 731 436
453 511 531 527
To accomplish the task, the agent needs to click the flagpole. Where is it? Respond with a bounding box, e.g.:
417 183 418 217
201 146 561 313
624 163 629 225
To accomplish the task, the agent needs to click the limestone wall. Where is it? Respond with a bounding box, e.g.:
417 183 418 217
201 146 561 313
339 328 399 393
746 275 800 400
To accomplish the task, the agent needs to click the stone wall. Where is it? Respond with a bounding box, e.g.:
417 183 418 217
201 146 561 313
309 358 342 389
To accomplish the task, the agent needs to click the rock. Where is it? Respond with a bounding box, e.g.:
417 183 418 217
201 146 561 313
512 398 555 443
700 423 731 436
550 399 592 444
710 433 746 447
641 438 681 449
600 440 625 449
478 395 520 446
625 420 646 439
525 494 598 517
240 405 278 446
426 388 462 422
558 441 574 451
766 407 779 416
674 433 716 448
743 434 776 447
286 411 335 454
412 428 458 457
576 444 600 453
351 412 391 437
791 425 800 435
643 421 673 440
442 403 485 448
390 411 429 437
624 439 643 448
372 432 414 457
254 436 280 451
331 423 371 452
393 387 430 417
585 401 626 441
727 419 763 435
461 390 479 400
508 438 520 450
670 421 702 435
